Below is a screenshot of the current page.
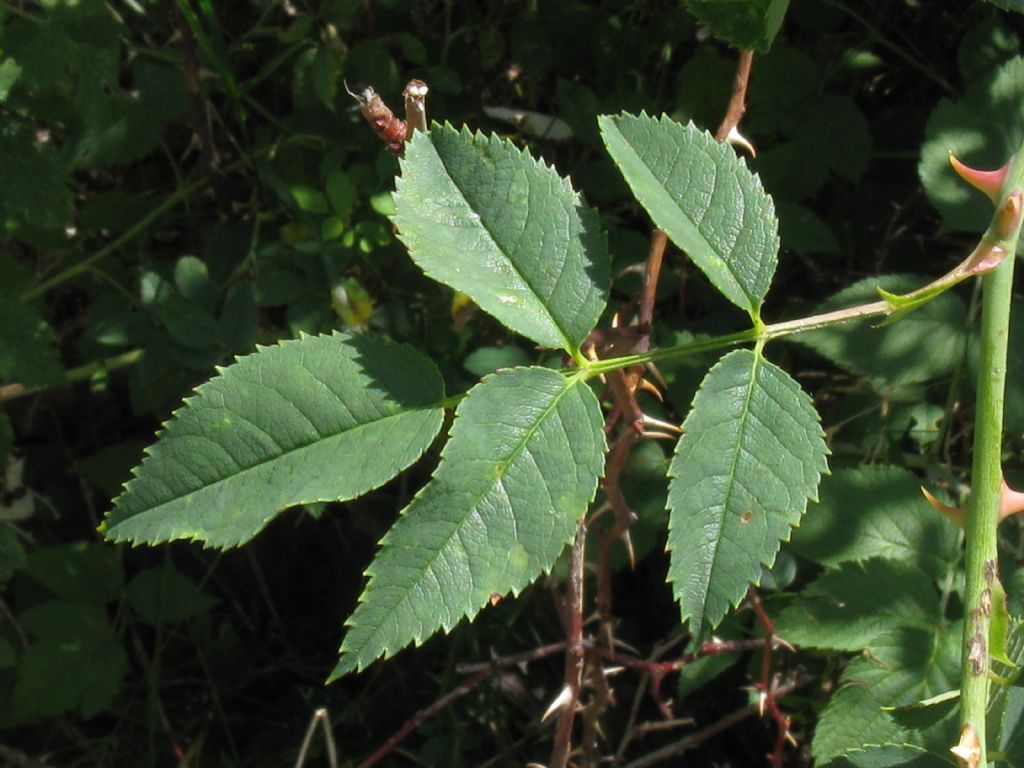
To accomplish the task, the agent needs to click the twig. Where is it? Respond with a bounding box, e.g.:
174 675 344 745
549 519 588 768
455 642 568 674
620 673 814 768
356 670 490 768
295 708 338 768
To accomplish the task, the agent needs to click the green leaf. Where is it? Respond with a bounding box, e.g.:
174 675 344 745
26 542 123 605
101 332 446 549
684 0 789 52
788 466 961 579
126 564 219 625
957 18 1020 85
6 601 128 721
775 559 941 652
0 294 65 387
393 124 609 354
813 627 960 763
827 744 957 768
332 366 605 677
666 349 827 633
791 274 968 387
599 114 779 320
919 56 1024 233
0 123 74 233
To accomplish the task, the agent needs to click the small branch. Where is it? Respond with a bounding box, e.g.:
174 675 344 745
357 670 490 768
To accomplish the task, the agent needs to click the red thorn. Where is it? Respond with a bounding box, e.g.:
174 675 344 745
999 477 1024 521
995 190 1023 240
949 153 1009 204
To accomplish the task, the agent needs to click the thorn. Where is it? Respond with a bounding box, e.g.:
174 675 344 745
640 431 678 441
541 684 573 723
621 529 636 569
726 125 757 157
642 414 683 434
758 690 767 718
999 476 1024 520
645 362 669 391
772 635 796 653
637 377 664 401
921 486 966 527
603 666 626 678
949 153 1009 205
784 730 799 747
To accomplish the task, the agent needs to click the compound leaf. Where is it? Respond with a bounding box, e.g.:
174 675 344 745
332 366 605 678
101 332 445 549
667 349 827 633
393 124 609 355
599 113 778 321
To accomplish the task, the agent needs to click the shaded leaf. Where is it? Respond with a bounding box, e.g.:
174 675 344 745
684 0 789 52
813 627 960 763
127 565 219 625
920 56 1024 233
333 366 605 677
393 124 609 354
775 559 941 652
102 332 446 549
6 601 127 721
667 349 827 633
26 542 122 605
788 466 961 579
599 113 779 320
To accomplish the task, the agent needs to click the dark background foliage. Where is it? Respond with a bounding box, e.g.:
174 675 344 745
1 1 1022 765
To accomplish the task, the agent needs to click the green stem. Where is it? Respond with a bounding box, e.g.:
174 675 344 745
961 256 1017 763
0 349 143 402
958 148 1024 766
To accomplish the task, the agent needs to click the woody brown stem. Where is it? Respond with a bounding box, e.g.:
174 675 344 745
715 50 754 143
550 519 588 768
